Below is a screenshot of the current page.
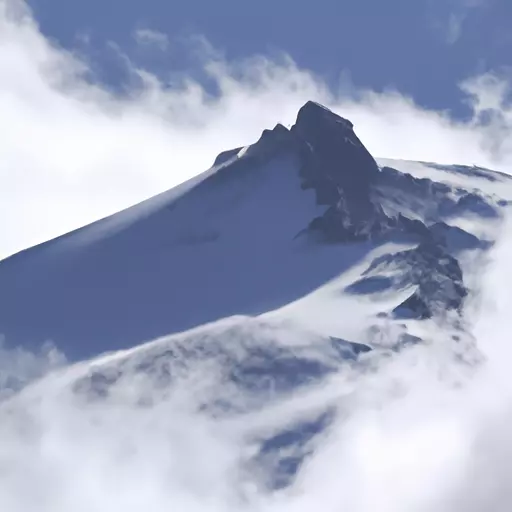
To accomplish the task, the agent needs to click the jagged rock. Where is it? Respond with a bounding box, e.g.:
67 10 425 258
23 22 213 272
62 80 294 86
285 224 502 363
250 409 335 490
330 337 372 359
212 104 495 247
212 147 243 167
378 166 452 197
210 102 396 244
396 332 423 348
377 165 499 223
345 275 394 295
209 123 297 184
365 242 468 320
455 192 499 218
291 102 390 241
423 162 509 183
307 203 392 243
393 293 433 320
429 222 489 251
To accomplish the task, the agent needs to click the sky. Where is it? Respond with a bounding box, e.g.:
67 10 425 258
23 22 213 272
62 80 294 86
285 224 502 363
25 0 512 116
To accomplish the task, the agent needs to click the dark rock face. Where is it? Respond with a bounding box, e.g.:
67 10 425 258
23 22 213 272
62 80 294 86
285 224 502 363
455 193 499 218
376 166 500 224
365 242 468 320
330 337 372 358
212 147 244 167
251 410 335 490
291 102 380 206
211 102 500 247
429 222 490 251
394 293 435 320
423 162 510 183
212 101 397 243
345 275 395 295
376 166 456 223
209 123 297 185
396 332 423 348
291 102 391 241
207 102 494 327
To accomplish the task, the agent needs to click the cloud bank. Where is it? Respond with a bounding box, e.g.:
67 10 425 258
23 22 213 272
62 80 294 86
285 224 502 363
1 0 512 258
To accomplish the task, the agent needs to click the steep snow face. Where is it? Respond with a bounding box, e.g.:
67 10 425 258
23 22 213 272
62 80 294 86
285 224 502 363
0 148 328 357
0 102 509 361
0 103 383 358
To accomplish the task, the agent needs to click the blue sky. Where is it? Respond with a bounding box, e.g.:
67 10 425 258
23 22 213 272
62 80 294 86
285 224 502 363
28 0 511 116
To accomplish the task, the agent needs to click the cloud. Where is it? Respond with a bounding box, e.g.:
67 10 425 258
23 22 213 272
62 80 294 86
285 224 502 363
0 0 512 263
433 0 489 44
134 28 169 50
445 12 466 44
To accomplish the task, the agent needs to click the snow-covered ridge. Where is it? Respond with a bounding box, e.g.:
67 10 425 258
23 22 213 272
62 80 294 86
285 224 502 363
0 101 509 360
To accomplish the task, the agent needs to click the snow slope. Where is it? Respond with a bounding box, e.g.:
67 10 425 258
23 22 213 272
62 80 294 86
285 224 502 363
0 102 510 360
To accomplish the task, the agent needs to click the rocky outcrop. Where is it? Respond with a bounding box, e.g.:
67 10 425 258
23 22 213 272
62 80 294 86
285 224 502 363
364 241 468 320
72 318 370 414
291 102 394 241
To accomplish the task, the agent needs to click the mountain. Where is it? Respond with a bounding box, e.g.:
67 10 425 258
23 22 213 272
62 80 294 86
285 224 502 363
1 101 509 361
1 101 512 500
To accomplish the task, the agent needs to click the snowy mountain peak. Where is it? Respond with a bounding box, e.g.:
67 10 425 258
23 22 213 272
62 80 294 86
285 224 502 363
294 100 354 131
291 100 379 182
0 100 509 360
211 101 388 242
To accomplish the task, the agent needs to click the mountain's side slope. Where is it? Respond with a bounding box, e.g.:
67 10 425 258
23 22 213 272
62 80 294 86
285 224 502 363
0 101 509 359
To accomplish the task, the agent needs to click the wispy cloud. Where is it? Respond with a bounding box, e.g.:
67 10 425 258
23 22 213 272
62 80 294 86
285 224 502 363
445 12 466 44
134 28 169 50
433 0 490 44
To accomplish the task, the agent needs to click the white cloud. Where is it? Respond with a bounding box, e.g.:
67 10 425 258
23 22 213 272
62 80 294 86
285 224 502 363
134 28 169 50
0 0 511 258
